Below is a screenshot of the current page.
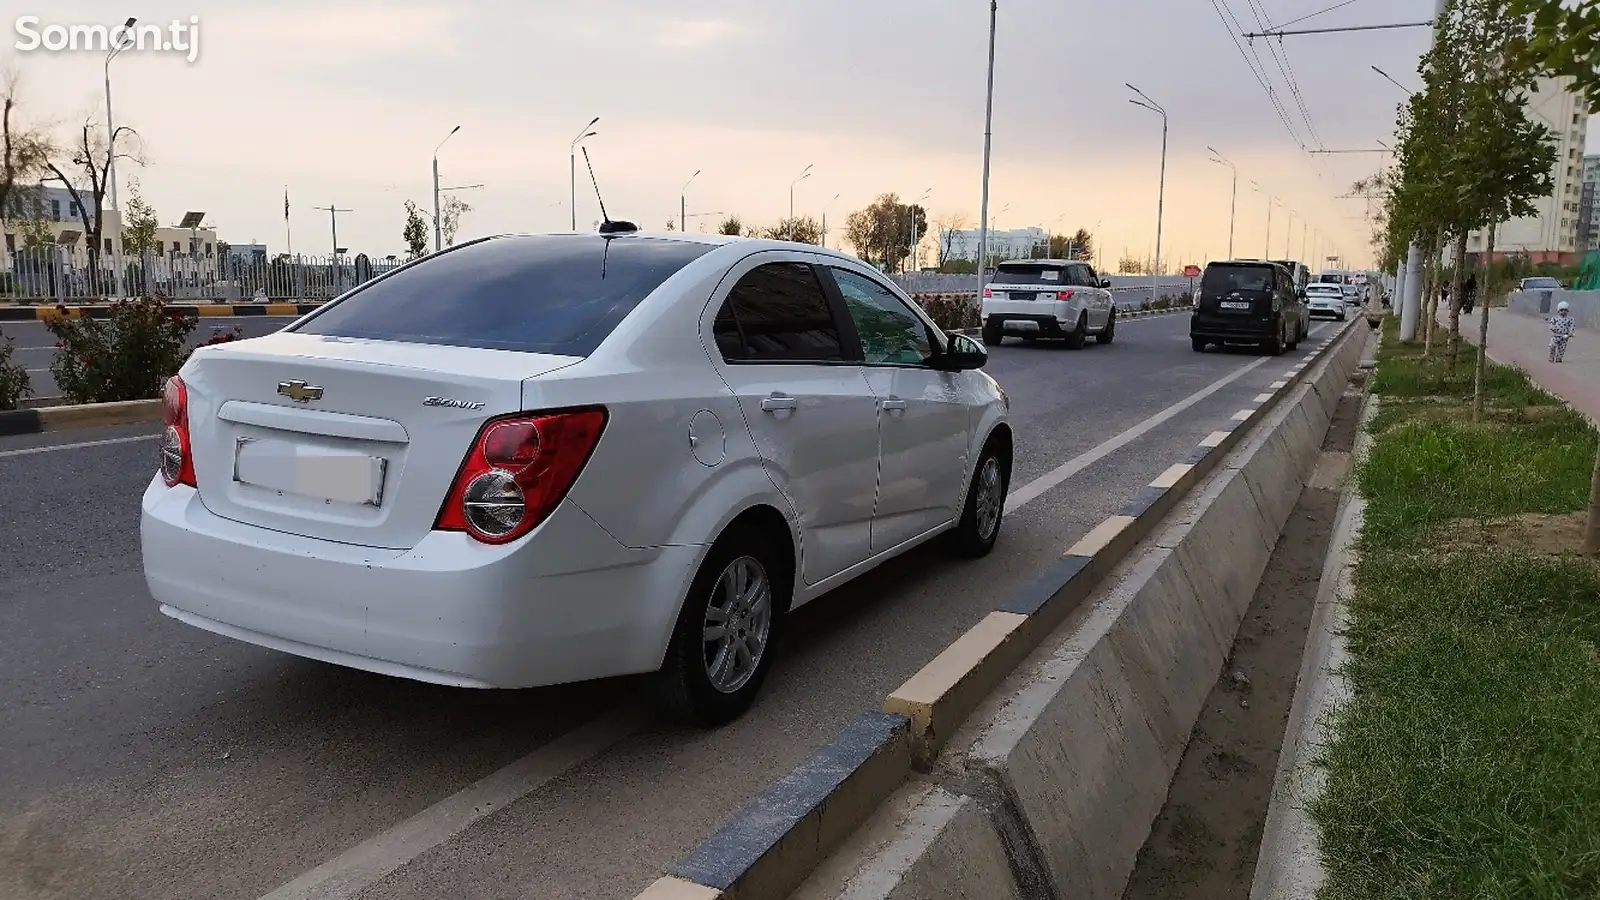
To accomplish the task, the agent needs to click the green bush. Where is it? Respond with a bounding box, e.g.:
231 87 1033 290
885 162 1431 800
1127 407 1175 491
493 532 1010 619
0 329 32 410
915 294 980 331
47 296 196 404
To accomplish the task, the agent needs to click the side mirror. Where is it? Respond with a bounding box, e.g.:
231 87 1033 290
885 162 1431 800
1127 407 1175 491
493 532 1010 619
1099 278 1112 289
939 332 989 371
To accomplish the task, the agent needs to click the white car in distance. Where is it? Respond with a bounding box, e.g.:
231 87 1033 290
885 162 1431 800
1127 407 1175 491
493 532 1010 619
1304 283 1347 320
142 231 1013 725
980 259 1117 349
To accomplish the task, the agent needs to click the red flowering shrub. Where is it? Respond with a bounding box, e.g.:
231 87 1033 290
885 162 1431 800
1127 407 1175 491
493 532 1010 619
914 293 981 331
0 328 32 411
47 295 196 404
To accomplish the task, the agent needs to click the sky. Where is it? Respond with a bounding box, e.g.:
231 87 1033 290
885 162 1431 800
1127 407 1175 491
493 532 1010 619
6 0 1595 270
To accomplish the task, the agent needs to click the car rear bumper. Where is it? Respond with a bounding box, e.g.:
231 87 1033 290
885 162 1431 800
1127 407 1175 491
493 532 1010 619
983 312 1075 337
1190 314 1276 343
140 478 698 688
1309 305 1345 318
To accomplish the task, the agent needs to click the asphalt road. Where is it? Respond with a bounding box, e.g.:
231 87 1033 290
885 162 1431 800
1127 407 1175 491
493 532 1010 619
1 316 296 402
0 311 1346 900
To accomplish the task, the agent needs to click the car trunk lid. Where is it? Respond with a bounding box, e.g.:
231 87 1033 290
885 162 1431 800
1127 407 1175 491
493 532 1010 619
181 332 582 550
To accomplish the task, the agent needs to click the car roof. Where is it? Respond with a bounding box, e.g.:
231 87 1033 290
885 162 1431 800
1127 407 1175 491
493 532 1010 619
996 258 1088 266
1207 259 1282 269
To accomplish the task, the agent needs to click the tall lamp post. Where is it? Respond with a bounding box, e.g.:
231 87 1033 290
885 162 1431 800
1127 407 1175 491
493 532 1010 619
907 188 931 272
680 169 700 232
104 16 136 298
790 164 813 219
432 125 461 252
570 117 598 231
1206 146 1237 259
822 192 841 249
1127 83 1168 303
976 0 998 282
1253 182 1275 259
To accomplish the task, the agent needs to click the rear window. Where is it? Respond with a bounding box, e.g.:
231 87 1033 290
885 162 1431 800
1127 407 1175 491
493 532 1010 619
1201 265 1275 294
292 235 714 355
992 264 1067 286
1523 278 1560 289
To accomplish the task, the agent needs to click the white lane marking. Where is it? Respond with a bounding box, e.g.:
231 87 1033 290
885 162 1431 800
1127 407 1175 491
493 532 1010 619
1231 408 1254 421
1005 354 1272 513
1254 392 1274 403
18 346 54 352
0 434 156 459
257 707 644 900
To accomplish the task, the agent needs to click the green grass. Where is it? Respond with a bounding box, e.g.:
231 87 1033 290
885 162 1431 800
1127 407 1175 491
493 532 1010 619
1311 323 1600 899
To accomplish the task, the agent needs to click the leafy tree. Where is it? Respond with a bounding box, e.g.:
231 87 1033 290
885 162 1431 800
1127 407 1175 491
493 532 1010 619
17 213 51 248
120 179 159 251
760 216 822 244
439 195 471 247
935 212 970 265
1117 255 1146 274
717 215 745 236
1049 228 1094 260
402 200 428 258
843 194 926 273
1509 0 1600 106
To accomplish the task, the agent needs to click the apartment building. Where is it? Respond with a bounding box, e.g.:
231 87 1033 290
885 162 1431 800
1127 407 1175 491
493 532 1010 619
1581 153 1599 253
1468 76 1590 263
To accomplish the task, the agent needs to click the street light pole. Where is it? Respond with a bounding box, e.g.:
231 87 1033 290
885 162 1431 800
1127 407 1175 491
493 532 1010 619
822 192 840 249
103 16 136 298
790 164 813 220
1128 84 1167 303
1285 208 1296 258
976 0 998 282
432 125 460 253
681 169 699 233
1206 146 1237 259
907 188 931 272
570 117 598 231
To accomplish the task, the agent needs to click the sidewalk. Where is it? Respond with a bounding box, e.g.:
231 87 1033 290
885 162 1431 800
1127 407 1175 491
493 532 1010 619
1443 307 1600 422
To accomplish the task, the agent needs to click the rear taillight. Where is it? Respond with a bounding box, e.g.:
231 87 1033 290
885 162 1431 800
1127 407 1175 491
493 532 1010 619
159 376 196 488
434 407 608 545
982 288 992 298
1056 290 1075 301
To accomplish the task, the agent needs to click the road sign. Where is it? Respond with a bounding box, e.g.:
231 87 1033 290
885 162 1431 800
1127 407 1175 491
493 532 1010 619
1182 264 1201 278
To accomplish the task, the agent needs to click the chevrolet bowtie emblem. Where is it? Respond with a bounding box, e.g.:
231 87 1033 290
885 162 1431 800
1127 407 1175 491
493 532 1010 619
277 380 324 403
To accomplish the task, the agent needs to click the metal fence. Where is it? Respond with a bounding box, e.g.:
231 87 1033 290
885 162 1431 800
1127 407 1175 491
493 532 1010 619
0 245 407 304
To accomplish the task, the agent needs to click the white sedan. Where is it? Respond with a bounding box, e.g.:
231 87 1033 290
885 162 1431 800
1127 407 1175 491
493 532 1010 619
141 231 1013 724
1305 284 1347 320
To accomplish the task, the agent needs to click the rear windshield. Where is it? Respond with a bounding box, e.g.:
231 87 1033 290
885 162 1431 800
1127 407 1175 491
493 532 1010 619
992 264 1067 286
1307 284 1342 294
292 235 714 355
1202 265 1274 294
1523 278 1560 289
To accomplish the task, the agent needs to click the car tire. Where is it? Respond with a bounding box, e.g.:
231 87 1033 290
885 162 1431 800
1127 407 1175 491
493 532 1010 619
1287 323 1300 351
1265 320 1286 356
1063 313 1087 349
1192 337 1208 352
943 440 1009 558
982 321 1004 346
656 528 787 727
1095 309 1116 345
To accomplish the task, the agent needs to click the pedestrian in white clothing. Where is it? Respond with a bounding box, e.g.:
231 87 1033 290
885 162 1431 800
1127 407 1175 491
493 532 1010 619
1548 300 1575 363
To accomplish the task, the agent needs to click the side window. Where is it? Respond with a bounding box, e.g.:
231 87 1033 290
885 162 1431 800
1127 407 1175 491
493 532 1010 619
1072 265 1096 287
829 268 934 366
715 262 844 363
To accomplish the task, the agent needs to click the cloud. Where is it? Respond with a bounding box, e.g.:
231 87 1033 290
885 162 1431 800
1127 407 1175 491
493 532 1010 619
653 18 745 49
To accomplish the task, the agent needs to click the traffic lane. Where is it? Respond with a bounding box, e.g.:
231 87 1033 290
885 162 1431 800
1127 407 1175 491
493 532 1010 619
353 326 1341 900
0 322 1336 900
2 317 296 399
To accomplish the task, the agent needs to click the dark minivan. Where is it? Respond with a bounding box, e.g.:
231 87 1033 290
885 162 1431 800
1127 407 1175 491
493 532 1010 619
1190 260 1303 355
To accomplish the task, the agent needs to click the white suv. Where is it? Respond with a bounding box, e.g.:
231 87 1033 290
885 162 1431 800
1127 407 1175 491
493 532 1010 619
980 260 1117 349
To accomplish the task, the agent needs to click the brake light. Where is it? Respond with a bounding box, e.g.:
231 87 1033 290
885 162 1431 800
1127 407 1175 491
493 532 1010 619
983 288 992 298
434 407 608 544
159 376 196 488
1056 290 1075 301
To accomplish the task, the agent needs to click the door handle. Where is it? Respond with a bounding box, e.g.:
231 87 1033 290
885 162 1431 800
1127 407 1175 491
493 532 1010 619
760 395 797 413
880 399 909 411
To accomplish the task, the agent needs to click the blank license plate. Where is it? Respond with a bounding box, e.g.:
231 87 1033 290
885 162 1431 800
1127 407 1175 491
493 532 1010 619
1220 301 1252 310
1005 320 1040 331
233 438 388 506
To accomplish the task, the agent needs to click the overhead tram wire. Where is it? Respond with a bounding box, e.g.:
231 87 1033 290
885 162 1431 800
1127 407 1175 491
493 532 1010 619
1208 0 1308 150
1243 0 1326 149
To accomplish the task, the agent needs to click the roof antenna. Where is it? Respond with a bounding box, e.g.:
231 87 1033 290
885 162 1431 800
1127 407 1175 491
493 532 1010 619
582 147 637 236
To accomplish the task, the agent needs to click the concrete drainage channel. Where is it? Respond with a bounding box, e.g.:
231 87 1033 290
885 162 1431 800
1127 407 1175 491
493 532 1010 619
633 317 1370 900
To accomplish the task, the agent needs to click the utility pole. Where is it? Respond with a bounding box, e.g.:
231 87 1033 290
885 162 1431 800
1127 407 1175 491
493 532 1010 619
313 204 352 257
976 0 998 286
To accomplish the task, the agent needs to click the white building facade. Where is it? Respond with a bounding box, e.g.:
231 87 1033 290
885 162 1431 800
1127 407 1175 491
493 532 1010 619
1467 76 1590 262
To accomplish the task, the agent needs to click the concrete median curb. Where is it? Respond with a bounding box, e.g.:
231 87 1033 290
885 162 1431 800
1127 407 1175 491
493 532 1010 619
0 301 325 322
0 398 162 437
636 318 1364 900
805 318 1366 900
1247 393 1373 900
